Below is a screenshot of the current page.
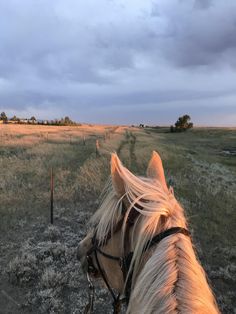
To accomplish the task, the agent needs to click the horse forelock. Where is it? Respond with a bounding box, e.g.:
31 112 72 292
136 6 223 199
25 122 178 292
90 160 178 245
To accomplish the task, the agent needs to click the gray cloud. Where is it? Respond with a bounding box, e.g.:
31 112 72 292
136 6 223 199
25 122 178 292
0 0 236 125
151 1 236 67
194 0 213 10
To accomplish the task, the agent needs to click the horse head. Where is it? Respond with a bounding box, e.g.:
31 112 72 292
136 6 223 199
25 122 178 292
78 152 219 314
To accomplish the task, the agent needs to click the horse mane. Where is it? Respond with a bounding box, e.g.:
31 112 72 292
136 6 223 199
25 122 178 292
91 155 220 313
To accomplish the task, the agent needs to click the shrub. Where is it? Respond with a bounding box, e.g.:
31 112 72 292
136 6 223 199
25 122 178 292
170 115 193 132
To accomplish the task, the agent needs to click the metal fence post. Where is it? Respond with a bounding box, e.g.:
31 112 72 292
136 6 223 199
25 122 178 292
50 167 54 224
96 140 100 157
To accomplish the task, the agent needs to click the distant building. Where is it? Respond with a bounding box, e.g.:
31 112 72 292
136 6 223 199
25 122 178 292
19 119 26 123
8 120 18 124
18 118 39 124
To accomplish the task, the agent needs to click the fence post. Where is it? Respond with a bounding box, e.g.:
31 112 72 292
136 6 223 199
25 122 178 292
96 139 100 157
50 167 54 224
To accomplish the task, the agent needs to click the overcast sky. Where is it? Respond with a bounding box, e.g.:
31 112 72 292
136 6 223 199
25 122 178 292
0 0 236 126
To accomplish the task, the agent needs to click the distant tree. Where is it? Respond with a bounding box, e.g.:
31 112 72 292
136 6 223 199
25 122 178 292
64 116 71 125
30 116 36 123
0 112 8 122
10 115 20 123
11 115 18 121
63 116 76 125
170 115 193 132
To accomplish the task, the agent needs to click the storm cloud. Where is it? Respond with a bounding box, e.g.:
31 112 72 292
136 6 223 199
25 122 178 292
0 0 236 125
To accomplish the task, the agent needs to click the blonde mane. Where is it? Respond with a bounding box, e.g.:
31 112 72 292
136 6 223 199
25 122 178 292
91 155 219 313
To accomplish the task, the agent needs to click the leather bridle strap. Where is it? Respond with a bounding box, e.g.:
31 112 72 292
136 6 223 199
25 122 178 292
92 227 190 271
89 226 190 310
95 246 121 262
90 232 125 313
90 231 121 261
93 246 125 313
123 227 190 300
144 227 190 251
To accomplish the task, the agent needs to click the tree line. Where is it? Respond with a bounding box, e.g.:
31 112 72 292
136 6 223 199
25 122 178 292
0 112 79 126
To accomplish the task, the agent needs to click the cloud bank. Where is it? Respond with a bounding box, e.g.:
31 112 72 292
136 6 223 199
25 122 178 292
0 0 236 125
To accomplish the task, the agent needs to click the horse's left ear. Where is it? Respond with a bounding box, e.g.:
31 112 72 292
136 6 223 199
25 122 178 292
147 151 168 193
111 153 126 197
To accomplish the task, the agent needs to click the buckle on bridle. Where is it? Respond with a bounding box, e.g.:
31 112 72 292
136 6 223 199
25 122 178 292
86 255 98 277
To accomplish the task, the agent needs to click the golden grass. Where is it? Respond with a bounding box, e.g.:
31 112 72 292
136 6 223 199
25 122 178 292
0 124 127 230
0 124 120 147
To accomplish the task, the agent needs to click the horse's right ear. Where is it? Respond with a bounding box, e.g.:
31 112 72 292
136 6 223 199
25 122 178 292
111 153 126 197
147 151 169 193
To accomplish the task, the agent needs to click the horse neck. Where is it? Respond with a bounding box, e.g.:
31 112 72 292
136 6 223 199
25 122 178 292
127 211 219 314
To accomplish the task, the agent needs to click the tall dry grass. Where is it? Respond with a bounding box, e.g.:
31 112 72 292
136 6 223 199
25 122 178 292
0 124 117 147
0 124 126 231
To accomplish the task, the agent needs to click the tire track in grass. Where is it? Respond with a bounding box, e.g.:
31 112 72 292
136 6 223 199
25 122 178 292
129 131 138 173
116 129 130 156
116 129 138 173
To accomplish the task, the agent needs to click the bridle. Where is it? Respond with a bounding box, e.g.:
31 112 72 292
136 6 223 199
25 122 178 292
84 205 138 313
83 203 190 314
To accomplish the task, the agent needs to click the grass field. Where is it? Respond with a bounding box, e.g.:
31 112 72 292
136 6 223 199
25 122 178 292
0 124 122 230
0 124 235 313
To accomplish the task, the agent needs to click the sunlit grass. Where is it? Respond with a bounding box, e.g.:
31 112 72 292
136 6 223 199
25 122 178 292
0 124 125 231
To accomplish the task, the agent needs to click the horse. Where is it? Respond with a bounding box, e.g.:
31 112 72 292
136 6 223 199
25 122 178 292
78 151 220 313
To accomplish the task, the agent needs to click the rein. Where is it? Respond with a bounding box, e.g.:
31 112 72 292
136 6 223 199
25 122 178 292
84 206 190 314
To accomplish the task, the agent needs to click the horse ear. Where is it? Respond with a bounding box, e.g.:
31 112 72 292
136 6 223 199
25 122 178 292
147 151 168 192
111 153 125 197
